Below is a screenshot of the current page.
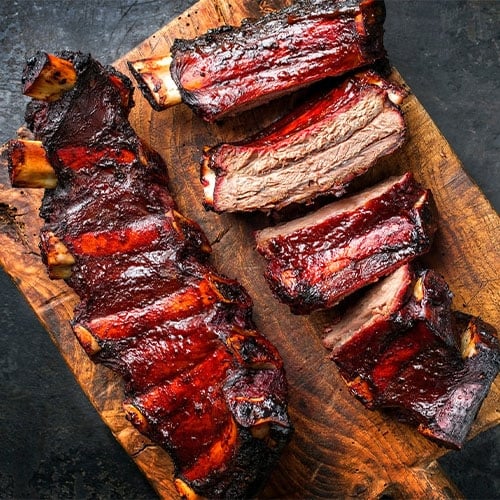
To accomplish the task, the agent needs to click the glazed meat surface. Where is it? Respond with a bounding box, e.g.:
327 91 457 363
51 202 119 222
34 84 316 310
324 264 500 449
255 173 438 314
129 0 387 121
201 70 407 213
15 51 292 499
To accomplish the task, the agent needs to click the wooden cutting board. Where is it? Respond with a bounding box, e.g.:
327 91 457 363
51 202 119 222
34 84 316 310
0 0 498 498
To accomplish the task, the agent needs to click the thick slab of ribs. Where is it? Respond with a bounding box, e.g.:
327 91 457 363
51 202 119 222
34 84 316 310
254 173 437 314
200 70 407 213
323 263 500 448
127 0 387 122
6 51 292 499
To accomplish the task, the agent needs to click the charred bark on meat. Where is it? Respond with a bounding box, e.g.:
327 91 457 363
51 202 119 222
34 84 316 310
8 51 292 499
128 0 388 121
324 264 500 449
255 173 438 314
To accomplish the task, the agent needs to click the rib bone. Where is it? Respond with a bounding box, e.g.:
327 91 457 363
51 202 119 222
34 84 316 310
22 52 77 101
128 0 387 121
127 55 182 110
8 50 292 497
6 139 57 189
39 231 76 279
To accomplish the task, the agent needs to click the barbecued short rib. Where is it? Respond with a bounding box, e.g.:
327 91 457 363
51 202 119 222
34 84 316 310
129 0 387 121
323 263 500 449
201 70 407 213
254 173 437 314
10 51 292 499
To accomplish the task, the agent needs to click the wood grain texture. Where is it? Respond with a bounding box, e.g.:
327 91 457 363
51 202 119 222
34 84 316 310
0 0 498 498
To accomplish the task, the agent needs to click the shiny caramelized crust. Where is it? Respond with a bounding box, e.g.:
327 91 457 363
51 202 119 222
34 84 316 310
130 0 387 121
16 51 292 498
324 264 500 449
255 173 438 314
201 70 407 213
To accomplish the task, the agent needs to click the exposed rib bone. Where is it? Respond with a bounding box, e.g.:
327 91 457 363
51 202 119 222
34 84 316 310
173 478 202 500
128 0 387 121
6 139 57 189
9 50 292 498
22 52 77 101
39 231 76 279
127 55 182 110
72 324 101 356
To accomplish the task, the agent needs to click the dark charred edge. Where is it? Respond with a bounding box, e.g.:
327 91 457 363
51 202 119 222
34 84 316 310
327 266 499 449
170 0 385 52
21 51 51 90
264 272 328 315
412 190 439 251
445 312 500 448
384 314 500 450
168 0 388 121
179 424 292 499
127 60 166 112
4 139 24 184
16 51 292 498
358 0 387 60
22 50 89 85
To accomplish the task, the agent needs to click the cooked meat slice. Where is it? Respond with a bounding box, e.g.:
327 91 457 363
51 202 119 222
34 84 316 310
324 264 500 449
377 314 499 449
322 263 413 352
128 0 387 121
7 51 292 498
326 265 453 405
255 173 437 314
201 70 407 212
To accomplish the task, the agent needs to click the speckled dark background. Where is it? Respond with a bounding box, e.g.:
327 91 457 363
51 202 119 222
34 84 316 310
0 1 498 498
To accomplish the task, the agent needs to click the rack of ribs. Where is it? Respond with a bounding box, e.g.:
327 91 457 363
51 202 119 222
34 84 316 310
5 50 292 499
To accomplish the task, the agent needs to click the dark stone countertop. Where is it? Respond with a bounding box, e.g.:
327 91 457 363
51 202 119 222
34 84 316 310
0 1 498 498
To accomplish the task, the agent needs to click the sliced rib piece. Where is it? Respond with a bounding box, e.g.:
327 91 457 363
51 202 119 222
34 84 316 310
324 264 500 449
323 263 414 356
325 264 454 406
7 51 292 499
379 314 499 449
128 0 387 121
255 173 437 314
201 70 407 212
